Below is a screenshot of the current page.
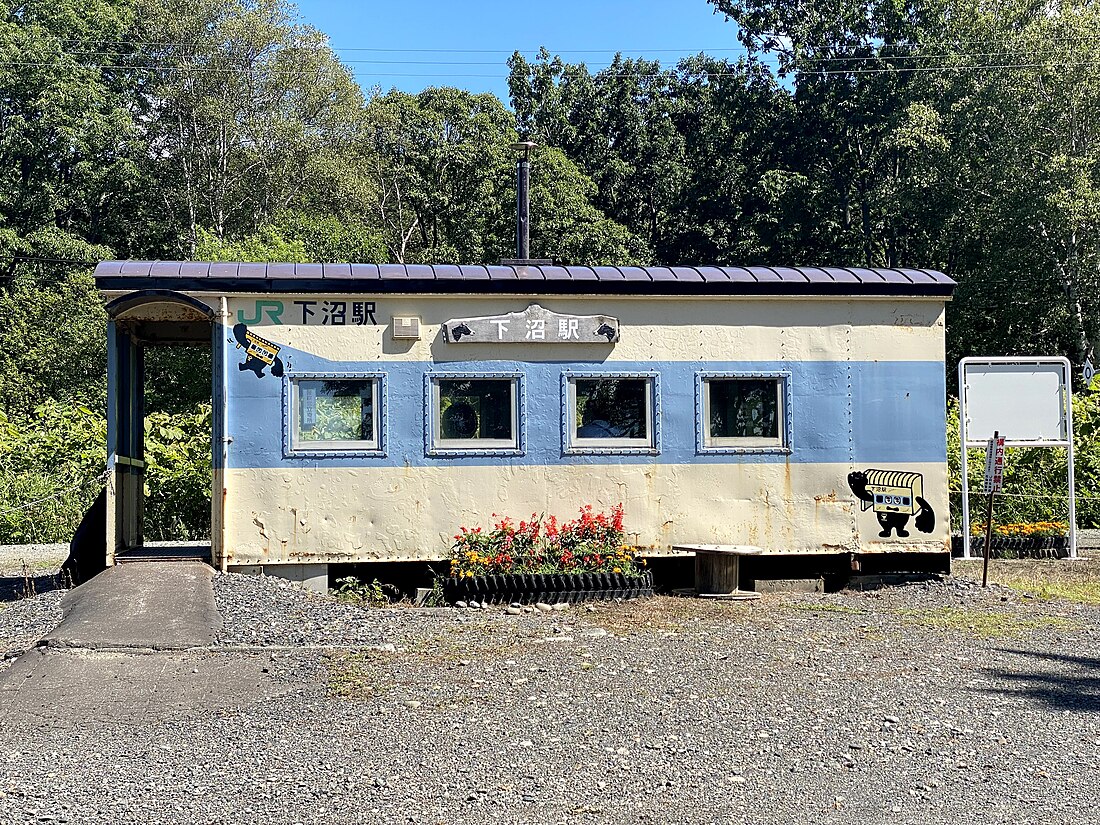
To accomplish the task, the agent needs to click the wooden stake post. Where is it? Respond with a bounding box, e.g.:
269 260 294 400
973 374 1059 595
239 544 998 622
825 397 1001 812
982 431 1005 588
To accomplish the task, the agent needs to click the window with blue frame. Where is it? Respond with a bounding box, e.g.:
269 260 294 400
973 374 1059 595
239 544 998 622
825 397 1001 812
562 372 660 454
426 373 524 456
697 372 792 454
286 373 385 456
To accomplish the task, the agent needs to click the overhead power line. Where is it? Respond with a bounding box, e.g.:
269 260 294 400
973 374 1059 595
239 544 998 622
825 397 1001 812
34 37 760 54
2 57 1097 80
30 48 1100 67
0 254 100 266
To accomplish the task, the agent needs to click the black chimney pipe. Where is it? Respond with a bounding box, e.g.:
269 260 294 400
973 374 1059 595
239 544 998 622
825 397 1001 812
511 141 536 261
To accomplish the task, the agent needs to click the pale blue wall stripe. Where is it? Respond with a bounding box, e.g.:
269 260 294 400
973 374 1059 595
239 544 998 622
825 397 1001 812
225 345 946 469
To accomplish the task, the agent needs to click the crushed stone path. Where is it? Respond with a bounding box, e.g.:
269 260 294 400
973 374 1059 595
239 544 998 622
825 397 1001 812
2 569 1100 823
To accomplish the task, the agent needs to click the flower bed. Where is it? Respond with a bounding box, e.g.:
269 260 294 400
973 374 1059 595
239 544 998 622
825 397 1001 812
970 521 1068 538
444 505 654 604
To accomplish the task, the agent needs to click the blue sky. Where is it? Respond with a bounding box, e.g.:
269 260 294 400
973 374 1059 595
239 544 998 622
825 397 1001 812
291 0 748 101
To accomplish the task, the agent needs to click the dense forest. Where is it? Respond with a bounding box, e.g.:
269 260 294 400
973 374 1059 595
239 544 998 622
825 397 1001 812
2 0 1099 543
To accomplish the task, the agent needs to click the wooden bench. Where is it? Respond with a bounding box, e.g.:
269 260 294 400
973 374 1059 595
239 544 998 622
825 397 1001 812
672 545 763 600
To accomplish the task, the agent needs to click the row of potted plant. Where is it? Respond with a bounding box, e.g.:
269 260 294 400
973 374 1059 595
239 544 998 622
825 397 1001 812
449 504 647 578
445 505 653 604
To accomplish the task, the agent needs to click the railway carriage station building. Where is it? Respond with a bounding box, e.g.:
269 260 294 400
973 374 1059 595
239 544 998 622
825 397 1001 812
94 261 956 589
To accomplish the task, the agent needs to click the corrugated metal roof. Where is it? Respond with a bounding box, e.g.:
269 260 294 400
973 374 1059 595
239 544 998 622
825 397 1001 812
93 261 955 297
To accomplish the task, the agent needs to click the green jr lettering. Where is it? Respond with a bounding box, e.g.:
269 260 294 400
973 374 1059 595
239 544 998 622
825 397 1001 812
237 300 284 325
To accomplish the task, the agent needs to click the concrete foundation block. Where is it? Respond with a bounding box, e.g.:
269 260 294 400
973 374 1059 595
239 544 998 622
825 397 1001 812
265 563 329 593
754 578 825 594
229 563 329 593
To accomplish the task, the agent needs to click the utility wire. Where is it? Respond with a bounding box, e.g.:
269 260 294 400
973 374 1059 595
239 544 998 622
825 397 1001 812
11 42 1100 64
0 469 108 517
0 255 101 266
2 59 1096 79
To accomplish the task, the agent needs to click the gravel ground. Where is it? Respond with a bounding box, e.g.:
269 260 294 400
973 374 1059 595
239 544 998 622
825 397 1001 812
2 570 1100 824
213 572 448 649
0 589 65 667
0 543 67 572
0 545 68 673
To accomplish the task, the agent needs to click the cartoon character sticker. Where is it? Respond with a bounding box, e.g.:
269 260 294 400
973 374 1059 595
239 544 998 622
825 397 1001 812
233 323 284 378
847 469 935 538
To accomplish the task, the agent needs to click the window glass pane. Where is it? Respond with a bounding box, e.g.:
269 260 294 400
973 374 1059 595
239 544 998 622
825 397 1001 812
574 378 647 440
298 380 374 443
438 379 513 440
708 379 779 439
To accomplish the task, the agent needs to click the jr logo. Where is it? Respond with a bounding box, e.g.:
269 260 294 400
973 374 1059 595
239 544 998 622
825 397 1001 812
237 300 284 325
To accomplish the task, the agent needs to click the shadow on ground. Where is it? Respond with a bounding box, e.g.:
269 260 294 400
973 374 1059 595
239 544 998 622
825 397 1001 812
981 648 1100 712
0 570 66 603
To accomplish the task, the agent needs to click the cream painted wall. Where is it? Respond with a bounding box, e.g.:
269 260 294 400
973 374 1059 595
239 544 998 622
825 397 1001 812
223 461 949 564
224 294 946 365
98 289 949 565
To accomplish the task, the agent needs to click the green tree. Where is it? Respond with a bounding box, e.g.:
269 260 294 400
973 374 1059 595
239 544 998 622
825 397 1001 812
133 0 369 256
930 2 1100 369
0 0 141 245
509 50 810 265
364 87 644 265
0 230 108 418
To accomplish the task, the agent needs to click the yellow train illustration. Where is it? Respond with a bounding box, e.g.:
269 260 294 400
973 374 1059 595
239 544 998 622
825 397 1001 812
232 323 284 378
861 469 923 516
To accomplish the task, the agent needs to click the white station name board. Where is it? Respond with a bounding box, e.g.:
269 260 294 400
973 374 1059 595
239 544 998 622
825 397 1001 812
442 304 620 344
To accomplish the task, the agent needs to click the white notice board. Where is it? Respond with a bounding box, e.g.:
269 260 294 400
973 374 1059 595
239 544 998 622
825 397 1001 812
961 359 1070 446
957 356 1076 558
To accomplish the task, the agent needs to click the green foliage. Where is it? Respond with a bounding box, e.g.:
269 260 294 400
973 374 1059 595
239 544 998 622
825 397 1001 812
332 576 397 607
143 405 212 541
0 400 211 544
0 401 107 543
363 87 646 265
0 236 108 418
194 213 387 264
947 391 1100 531
0 0 141 237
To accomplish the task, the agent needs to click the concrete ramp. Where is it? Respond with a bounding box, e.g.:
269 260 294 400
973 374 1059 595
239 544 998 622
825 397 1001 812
0 563 292 727
42 562 220 650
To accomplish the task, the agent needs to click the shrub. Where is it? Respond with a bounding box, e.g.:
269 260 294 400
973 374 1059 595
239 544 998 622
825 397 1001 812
449 504 645 578
142 405 212 541
332 576 398 607
0 401 107 543
0 400 211 544
948 391 1100 530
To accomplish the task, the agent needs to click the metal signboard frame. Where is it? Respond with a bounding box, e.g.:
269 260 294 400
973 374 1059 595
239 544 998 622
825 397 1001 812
958 357 1076 559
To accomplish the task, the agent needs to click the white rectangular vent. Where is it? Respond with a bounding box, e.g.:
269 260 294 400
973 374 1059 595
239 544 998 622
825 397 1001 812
392 316 421 340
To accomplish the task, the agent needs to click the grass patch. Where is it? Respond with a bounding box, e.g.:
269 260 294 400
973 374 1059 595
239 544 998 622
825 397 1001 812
896 607 1077 639
582 595 751 635
954 559 1100 605
325 623 524 701
1014 580 1100 605
786 602 866 616
326 652 378 700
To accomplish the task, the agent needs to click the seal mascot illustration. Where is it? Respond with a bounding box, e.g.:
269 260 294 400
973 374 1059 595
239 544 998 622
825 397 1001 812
847 469 935 538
